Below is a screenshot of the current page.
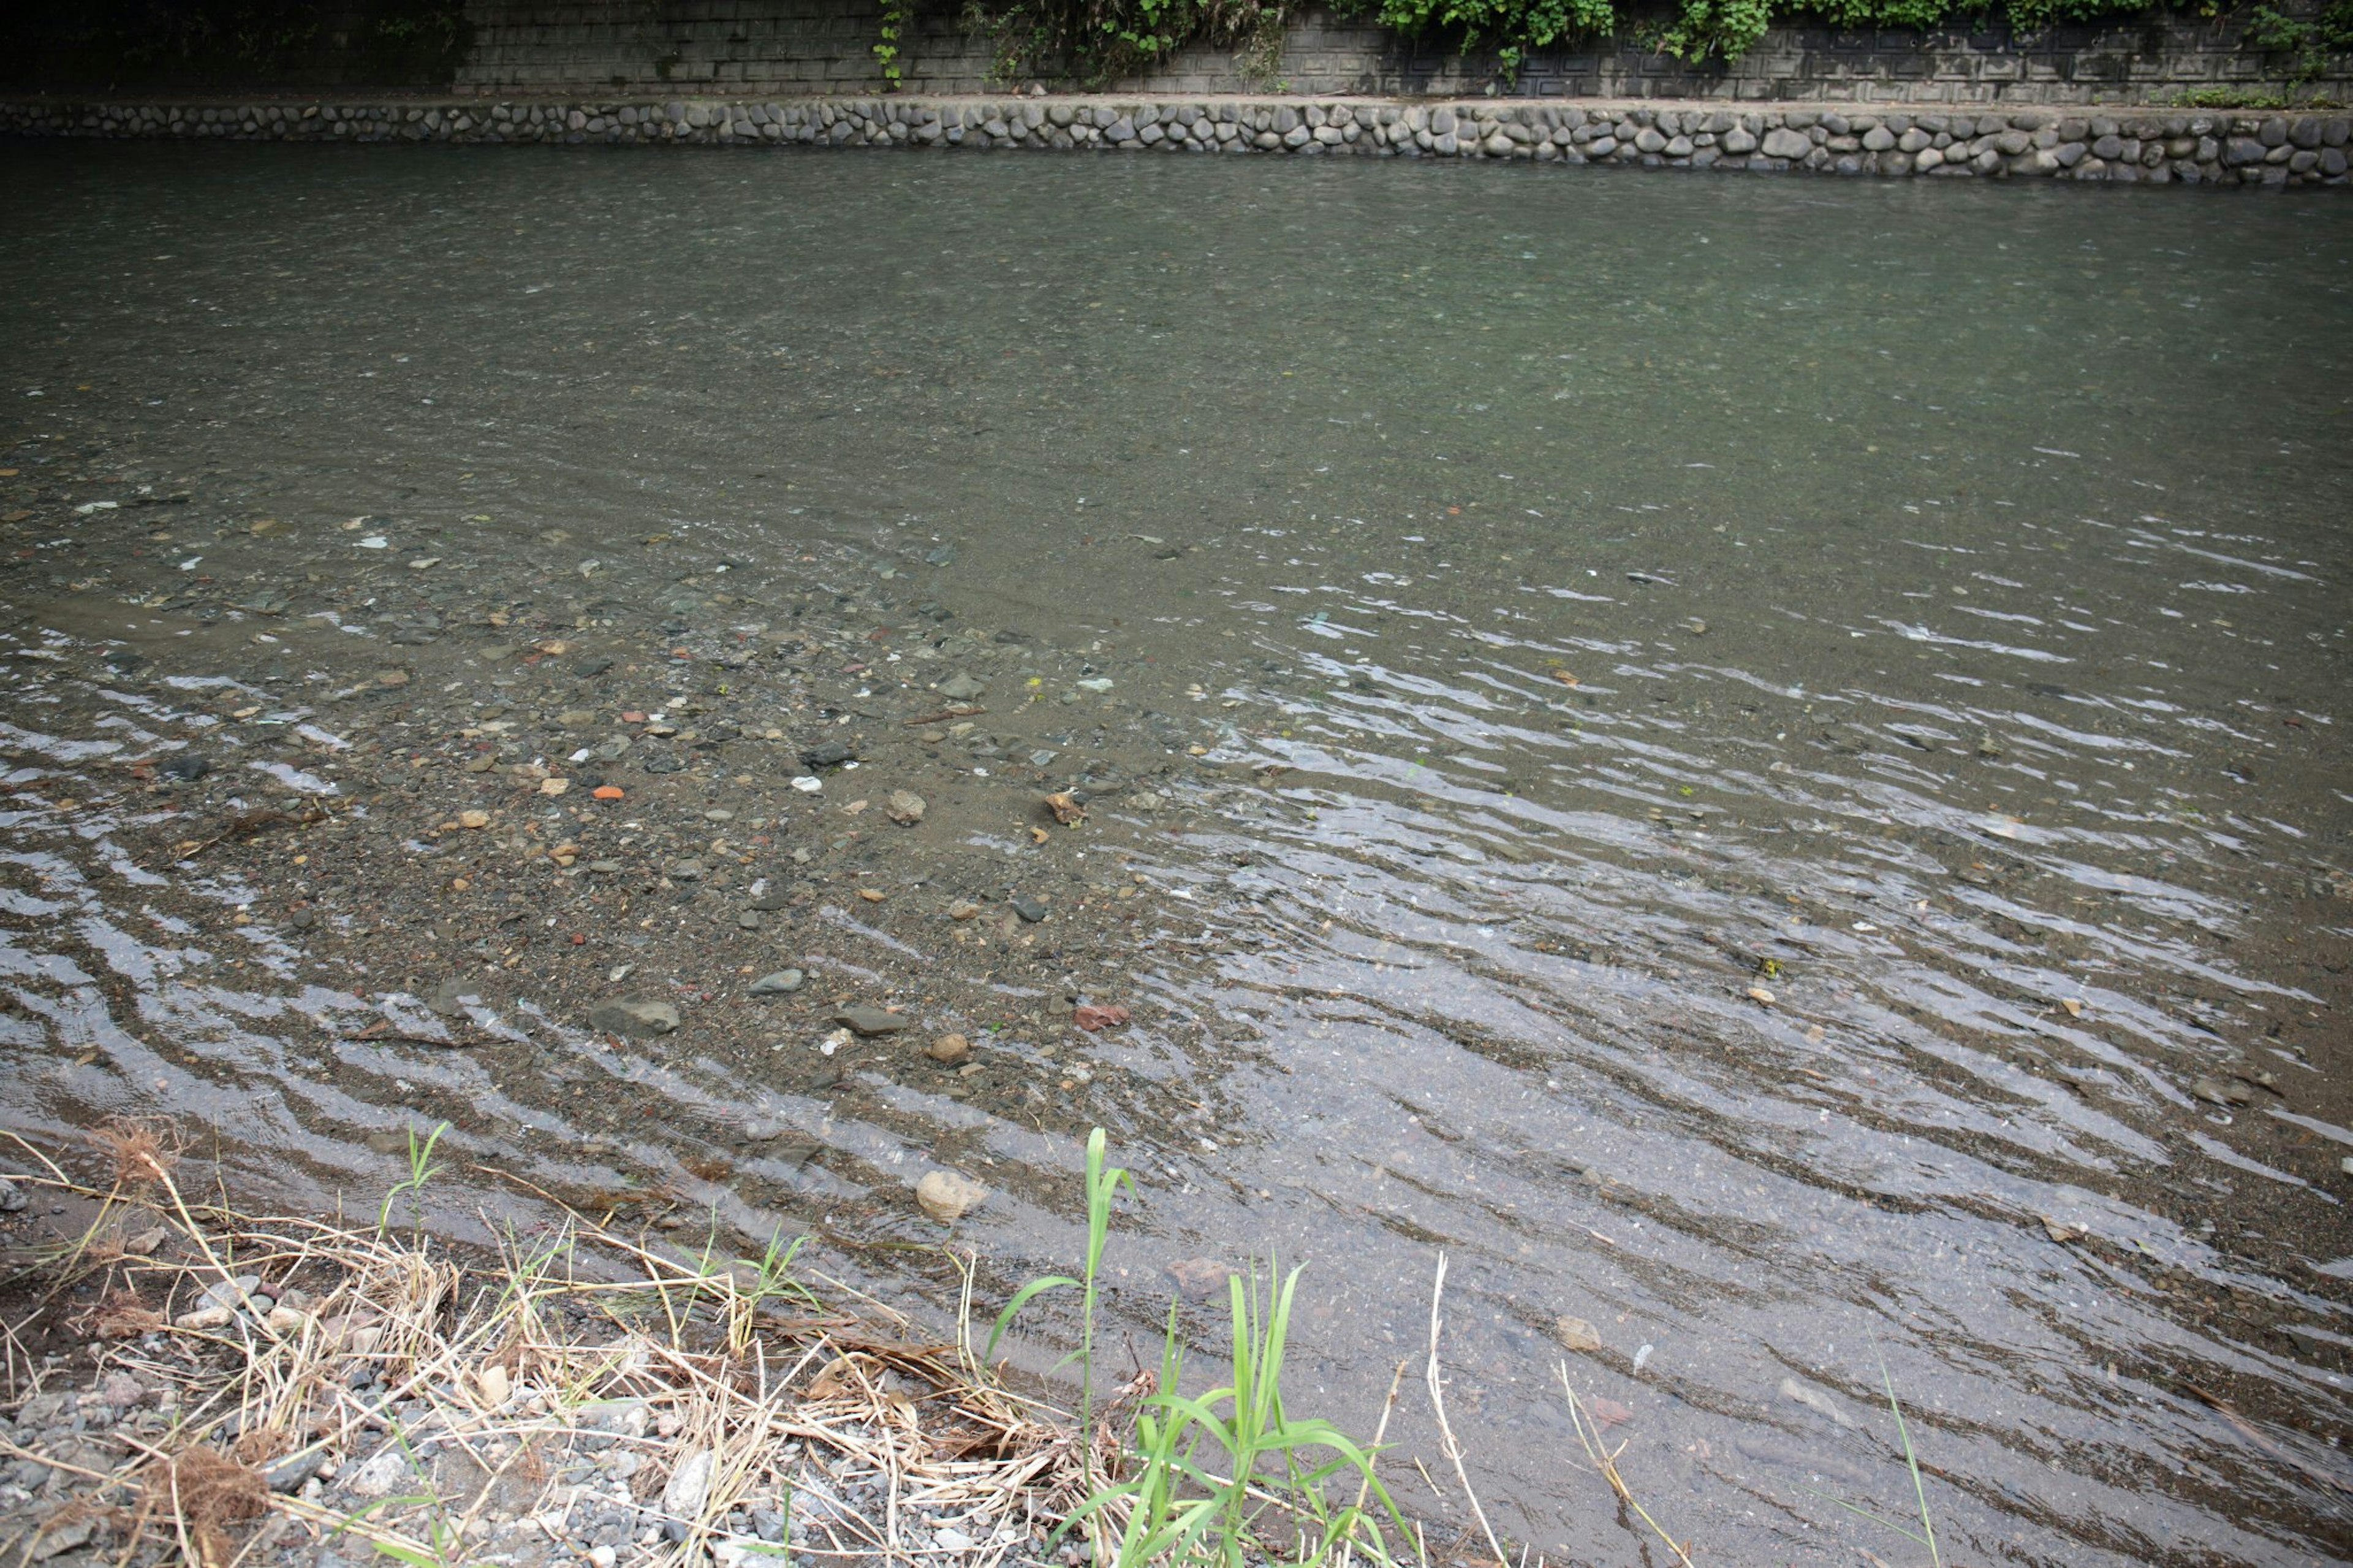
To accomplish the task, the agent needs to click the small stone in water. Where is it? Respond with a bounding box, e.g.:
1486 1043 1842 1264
915 1169 987 1221
589 999 680 1038
1010 897 1048 923
832 1006 906 1036
1167 1258 1236 1300
885 789 926 825
2191 1077 2252 1108
1552 1315 1603 1354
926 1032 970 1064
749 969 805 996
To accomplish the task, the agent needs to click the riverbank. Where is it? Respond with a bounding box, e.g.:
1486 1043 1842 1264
0 1134 1120 1568
4 94 2347 185
0 1131 1474 1568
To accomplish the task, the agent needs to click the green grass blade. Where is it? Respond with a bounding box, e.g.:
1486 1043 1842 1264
1794 1483 1931 1548
1878 1350 1942 1568
985 1273 1077 1358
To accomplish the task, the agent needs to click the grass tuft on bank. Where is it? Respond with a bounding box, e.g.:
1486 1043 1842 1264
3 1121 1646 1568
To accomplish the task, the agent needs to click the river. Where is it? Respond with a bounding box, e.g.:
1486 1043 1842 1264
2 140 2350 1564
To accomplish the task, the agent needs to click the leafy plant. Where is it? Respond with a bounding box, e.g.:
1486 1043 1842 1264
2246 0 2353 78
1074 1265 1412 1568
1343 0 1615 75
1645 0 1776 63
963 0 1297 89
990 1131 1411 1568
945 0 2346 78
376 1123 449 1239
989 1126 1131 1436
726 1228 817 1355
876 0 914 87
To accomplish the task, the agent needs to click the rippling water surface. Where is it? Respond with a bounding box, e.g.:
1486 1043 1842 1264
4 142 2352 1564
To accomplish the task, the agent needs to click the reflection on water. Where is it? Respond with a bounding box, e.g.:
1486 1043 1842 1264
3 142 2352 1564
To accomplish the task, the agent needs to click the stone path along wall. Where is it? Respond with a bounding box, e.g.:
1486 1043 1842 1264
451 0 2353 106
4 96 2347 187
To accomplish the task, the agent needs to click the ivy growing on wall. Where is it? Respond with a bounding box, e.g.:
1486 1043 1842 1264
961 0 1295 86
945 0 2348 83
2245 0 2353 77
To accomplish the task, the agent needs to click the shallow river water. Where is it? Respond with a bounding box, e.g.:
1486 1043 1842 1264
3 142 2352 1565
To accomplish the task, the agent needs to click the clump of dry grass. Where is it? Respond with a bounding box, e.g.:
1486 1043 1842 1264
85 1117 182 1192
140 1444 270 1568
0 1127 1081 1568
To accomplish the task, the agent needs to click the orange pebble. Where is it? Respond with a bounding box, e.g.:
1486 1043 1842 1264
592 784 625 800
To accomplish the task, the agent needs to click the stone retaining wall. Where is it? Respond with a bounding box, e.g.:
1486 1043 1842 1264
452 1 2353 106
4 96 2347 186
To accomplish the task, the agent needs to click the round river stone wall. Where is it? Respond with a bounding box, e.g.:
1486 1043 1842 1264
4 97 2347 187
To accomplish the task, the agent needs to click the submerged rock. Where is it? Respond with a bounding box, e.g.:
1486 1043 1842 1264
1552 1315 1603 1354
830 1005 906 1036
915 1169 987 1220
589 999 680 1038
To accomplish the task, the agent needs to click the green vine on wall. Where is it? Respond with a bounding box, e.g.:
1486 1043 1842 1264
2246 0 2353 76
930 0 2351 83
960 0 1297 86
876 0 915 86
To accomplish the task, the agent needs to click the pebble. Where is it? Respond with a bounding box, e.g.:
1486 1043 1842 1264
831 1005 906 1036
1167 1257 1236 1299
589 999 681 1037
1552 1315 1603 1353
0 1175 25 1213
344 1446 416 1499
748 969 805 996
926 1032 970 1064
28 1517 94 1561
2191 1076 2253 1108
198 1274 264 1314
1778 1375 1857 1428
936 673 985 700
1010 897 1048 923
915 1169 987 1220
885 789 926 825
662 1449 714 1521
265 1447 328 1492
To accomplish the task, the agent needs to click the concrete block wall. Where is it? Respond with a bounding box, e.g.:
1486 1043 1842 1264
453 1 2353 105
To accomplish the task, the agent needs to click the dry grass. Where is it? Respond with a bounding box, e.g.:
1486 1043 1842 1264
0 1132 1089 1568
0 1127 1732 1568
84 1118 183 1192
